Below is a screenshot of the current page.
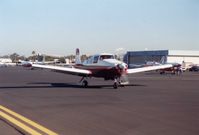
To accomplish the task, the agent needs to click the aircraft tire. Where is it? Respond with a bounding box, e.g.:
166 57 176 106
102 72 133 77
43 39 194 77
82 80 88 87
113 82 118 89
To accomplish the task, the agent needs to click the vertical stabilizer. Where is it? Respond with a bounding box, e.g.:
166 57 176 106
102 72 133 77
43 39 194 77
160 56 166 64
75 48 81 64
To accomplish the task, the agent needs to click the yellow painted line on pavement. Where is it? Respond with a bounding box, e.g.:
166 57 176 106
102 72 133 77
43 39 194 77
0 110 42 135
0 105 58 135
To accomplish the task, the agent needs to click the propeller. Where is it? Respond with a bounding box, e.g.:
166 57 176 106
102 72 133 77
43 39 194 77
117 63 129 85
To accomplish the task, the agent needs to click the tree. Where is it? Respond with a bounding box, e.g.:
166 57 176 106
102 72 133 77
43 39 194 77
18 55 26 61
10 53 19 62
81 54 88 62
32 51 36 61
66 55 75 63
32 51 36 56
59 57 66 63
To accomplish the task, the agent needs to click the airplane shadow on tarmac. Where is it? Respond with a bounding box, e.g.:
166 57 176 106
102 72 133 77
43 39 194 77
0 82 146 89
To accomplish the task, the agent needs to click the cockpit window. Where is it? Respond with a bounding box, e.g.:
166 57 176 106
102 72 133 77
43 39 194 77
93 55 99 63
100 55 114 60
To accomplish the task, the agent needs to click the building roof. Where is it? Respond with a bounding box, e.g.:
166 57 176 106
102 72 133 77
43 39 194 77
168 50 199 56
127 50 168 56
126 50 199 57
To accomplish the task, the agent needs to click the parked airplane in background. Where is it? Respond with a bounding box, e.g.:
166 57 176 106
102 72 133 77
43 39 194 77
0 58 16 67
0 62 6 67
157 56 183 74
18 57 54 67
32 49 172 89
21 61 33 67
159 63 182 75
129 56 183 75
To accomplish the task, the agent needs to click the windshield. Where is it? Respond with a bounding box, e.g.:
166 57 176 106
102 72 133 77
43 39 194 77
100 55 114 60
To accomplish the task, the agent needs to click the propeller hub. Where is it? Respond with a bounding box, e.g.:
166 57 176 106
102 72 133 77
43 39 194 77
116 63 128 74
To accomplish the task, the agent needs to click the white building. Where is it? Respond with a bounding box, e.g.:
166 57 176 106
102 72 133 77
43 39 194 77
0 58 12 63
167 50 199 65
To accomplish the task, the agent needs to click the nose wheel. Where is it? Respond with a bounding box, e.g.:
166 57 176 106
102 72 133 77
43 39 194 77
113 76 129 89
113 78 119 89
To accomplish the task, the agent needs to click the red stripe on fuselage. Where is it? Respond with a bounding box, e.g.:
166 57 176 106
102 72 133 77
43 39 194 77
74 65 122 79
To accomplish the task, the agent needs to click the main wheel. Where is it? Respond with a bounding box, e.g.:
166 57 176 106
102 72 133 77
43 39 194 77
82 80 88 87
113 82 118 89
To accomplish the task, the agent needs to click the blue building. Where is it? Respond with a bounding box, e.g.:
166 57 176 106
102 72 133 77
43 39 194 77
124 50 199 69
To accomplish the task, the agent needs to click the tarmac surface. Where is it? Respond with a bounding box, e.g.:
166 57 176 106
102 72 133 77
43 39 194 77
0 66 199 135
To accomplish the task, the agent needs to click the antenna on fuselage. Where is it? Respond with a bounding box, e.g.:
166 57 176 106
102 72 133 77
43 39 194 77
75 48 82 64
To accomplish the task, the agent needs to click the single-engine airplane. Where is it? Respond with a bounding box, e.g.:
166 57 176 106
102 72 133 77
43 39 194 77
32 49 172 89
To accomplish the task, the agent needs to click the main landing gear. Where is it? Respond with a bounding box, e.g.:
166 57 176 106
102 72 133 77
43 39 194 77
79 76 129 89
82 80 88 87
79 77 88 88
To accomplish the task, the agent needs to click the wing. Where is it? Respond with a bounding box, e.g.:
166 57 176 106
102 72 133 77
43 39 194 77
127 64 173 74
32 64 91 76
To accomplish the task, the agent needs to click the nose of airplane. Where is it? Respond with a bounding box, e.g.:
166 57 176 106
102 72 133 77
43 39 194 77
117 63 128 73
102 59 128 72
118 63 126 69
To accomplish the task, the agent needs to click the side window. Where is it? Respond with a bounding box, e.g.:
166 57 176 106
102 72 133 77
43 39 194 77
93 56 99 63
87 57 92 64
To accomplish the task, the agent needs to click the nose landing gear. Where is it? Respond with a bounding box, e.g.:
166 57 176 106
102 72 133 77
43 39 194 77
113 78 118 89
113 82 118 89
113 76 129 89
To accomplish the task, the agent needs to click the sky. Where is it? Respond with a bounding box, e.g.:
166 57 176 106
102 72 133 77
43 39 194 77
0 0 199 56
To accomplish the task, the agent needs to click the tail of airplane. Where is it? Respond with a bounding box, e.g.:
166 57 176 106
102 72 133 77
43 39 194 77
160 56 166 64
75 48 82 65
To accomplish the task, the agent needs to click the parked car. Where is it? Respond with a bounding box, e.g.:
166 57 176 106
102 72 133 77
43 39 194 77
189 66 199 72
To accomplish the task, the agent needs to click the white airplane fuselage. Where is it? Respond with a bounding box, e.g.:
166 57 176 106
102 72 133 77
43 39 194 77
74 54 127 80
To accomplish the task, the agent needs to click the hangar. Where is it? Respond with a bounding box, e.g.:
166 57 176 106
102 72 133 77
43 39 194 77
124 50 199 69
